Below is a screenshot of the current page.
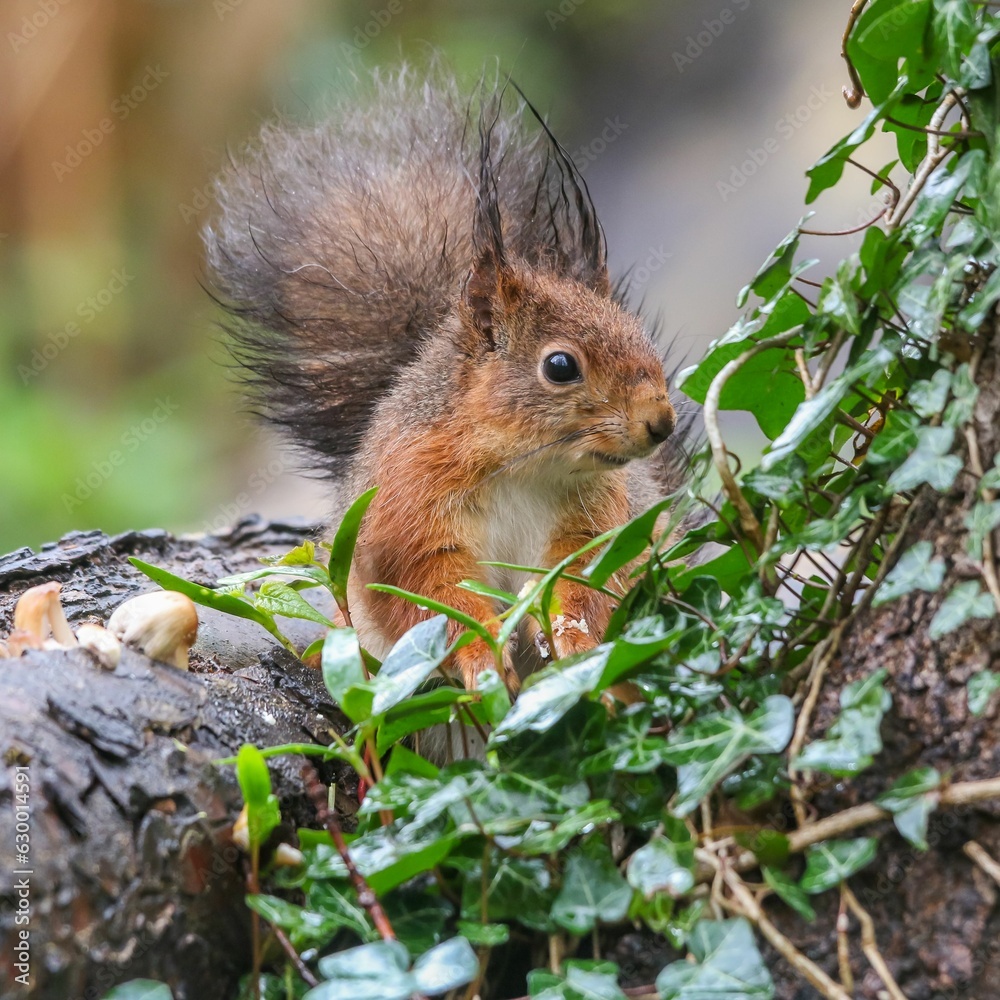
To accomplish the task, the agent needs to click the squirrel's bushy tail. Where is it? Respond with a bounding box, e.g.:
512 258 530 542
204 64 607 471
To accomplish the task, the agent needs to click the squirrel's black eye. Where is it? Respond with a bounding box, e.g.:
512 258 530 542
543 351 582 384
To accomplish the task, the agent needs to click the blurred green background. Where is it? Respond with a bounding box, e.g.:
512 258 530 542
1 0 865 555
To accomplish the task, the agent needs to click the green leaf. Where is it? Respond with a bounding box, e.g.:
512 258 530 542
761 867 816 922
875 766 941 849
310 940 412 1000
661 696 794 816
929 581 996 638
320 628 367 721
254 579 336 627
887 425 962 492
964 499 1000 560
411 937 479 995
368 584 497 648
129 557 290 651
552 838 632 934
457 920 510 947
793 669 891 777
872 541 946 606
968 670 1000 716
908 369 953 418
529 964 628 1000
585 498 672 588
99 983 174 1000
656 918 774 999
236 744 280 849
370 615 450 716
329 487 378 610
800 838 879 894
490 645 610 741
931 0 979 80
763 345 896 470
626 833 695 899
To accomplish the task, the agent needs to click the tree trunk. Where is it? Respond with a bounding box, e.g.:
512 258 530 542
0 519 352 1000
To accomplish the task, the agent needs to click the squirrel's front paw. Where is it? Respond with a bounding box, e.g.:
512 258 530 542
533 614 598 662
452 637 519 695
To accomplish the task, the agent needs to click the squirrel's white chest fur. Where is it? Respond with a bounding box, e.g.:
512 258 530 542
478 473 566 593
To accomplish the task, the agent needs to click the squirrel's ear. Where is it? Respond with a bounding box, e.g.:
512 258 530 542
465 252 497 349
465 249 510 350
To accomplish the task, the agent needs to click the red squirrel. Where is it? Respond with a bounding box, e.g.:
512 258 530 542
205 65 679 702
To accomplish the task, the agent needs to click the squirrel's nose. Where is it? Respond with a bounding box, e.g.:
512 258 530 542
645 403 676 445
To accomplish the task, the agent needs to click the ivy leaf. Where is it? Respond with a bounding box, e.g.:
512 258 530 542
875 766 941 849
908 369 953 418
310 940 413 1000
965 500 1000 561
490 646 610 741
457 920 510 947
872 541 946 607
968 671 1000 716
805 82 907 202
800 838 879 894
552 838 632 934
794 670 891 776
99 984 174 1000
763 345 896 469
529 964 628 1000
661 696 794 816
626 833 696 899
931 0 979 81
929 581 996 638
761 867 816 922
656 918 774 1000
410 937 479 996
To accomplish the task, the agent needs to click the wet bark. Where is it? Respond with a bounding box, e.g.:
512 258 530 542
0 519 352 1000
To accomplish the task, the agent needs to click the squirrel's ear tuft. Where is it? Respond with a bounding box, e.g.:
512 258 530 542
468 102 511 351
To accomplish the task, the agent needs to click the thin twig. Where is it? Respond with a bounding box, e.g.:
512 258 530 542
713 775 1000 880
841 0 871 108
787 623 847 825
886 91 963 230
301 762 398 941
964 840 1000 888
842 884 909 1000
272 924 320 988
837 887 855 995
